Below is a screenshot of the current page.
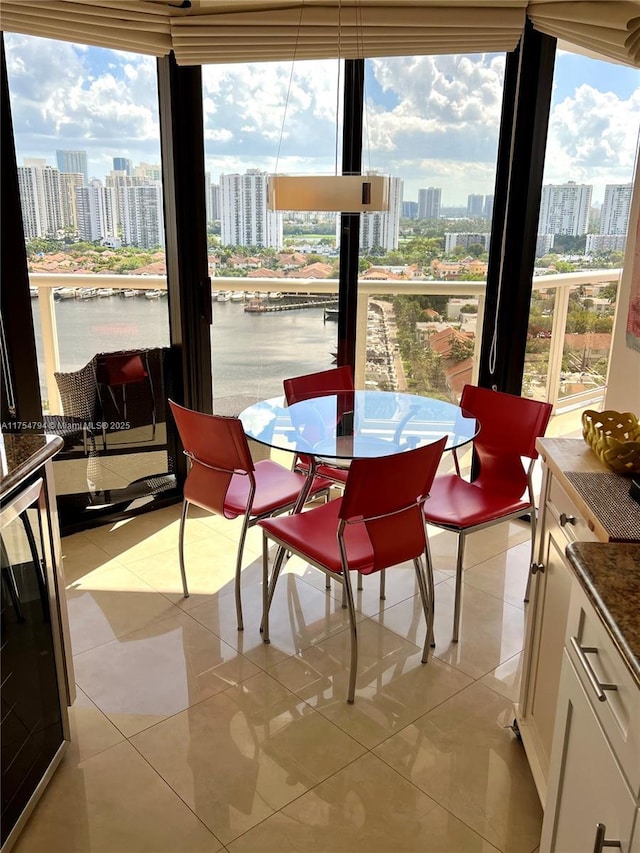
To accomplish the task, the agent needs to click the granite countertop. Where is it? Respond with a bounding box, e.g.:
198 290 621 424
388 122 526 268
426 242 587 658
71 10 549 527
565 541 640 688
0 432 63 498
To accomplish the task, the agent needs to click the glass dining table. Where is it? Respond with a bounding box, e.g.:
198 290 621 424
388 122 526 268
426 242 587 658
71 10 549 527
239 389 478 481
239 389 479 608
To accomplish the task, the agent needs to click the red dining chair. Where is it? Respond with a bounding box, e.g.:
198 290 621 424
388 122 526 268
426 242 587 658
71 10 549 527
283 365 354 488
168 399 332 631
422 384 553 643
284 365 388 599
258 437 447 703
95 350 156 449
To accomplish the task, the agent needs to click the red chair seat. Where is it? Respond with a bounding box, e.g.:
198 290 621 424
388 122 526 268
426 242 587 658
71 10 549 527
185 459 331 519
261 498 379 575
425 475 531 529
294 457 349 485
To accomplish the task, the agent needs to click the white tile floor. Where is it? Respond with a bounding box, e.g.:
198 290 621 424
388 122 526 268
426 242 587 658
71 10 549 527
14 500 544 853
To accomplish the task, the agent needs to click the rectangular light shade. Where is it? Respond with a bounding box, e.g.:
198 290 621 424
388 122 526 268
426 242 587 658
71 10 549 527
268 175 390 212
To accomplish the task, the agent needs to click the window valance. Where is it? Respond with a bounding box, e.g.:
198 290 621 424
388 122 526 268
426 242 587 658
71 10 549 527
0 0 638 67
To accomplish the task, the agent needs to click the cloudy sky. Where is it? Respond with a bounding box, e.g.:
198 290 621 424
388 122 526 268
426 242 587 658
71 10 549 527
5 31 639 206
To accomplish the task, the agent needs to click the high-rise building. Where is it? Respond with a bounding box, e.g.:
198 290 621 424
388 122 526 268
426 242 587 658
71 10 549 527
209 182 221 222
113 157 133 176
538 181 592 236
586 234 627 254
467 194 484 217
483 195 494 219
444 232 490 253
56 149 88 184
17 163 64 239
402 200 418 218
76 180 117 243
359 176 403 253
59 173 84 230
600 184 633 235
417 187 441 219
220 169 282 249
122 184 164 249
134 162 162 182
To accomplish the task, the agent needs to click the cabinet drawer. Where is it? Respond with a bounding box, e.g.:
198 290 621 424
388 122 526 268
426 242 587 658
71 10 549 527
566 582 640 796
547 476 598 543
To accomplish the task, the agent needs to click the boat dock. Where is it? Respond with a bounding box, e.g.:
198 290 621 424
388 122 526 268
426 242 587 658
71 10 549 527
244 298 338 313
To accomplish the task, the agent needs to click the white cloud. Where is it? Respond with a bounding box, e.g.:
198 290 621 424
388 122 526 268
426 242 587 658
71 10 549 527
544 83 640 199
4 34 638 205
5 34 160 178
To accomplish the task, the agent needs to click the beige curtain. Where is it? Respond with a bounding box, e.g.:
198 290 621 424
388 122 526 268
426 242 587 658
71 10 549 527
527 1 640 66
1 0 638 67
170 5 528 64
0 1 527 60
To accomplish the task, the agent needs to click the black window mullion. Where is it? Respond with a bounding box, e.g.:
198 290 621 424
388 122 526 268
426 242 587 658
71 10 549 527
337 58 364 373
479 20 557 395
157 53 212 481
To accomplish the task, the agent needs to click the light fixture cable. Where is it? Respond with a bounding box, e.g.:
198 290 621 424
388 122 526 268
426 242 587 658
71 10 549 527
274 2 305 175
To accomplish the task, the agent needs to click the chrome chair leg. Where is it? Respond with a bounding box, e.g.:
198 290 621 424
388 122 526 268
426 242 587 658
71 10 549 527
262 532 271 644
413 557 432 663
342 568 359 704
178 500 190 597
452 531 466 643
235 516 252 631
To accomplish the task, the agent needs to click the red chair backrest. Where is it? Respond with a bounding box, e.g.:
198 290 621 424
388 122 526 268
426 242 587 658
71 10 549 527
340 437 446 573
284 366 355 452
460 384 552 497
97 352 147 386
283 365 354 405
168 400 254 517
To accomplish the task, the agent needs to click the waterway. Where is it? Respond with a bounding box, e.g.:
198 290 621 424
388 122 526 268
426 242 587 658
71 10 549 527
30 293 339 408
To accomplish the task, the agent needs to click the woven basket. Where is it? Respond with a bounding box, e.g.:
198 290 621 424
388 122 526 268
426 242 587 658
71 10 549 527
581 409 640 474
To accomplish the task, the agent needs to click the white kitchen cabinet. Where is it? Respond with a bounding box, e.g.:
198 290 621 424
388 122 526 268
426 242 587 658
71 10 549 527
540 577 640 853
515 440 598 804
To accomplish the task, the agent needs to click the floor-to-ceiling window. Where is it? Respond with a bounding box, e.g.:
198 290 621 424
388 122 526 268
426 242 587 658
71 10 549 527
4 32 175 531
522 49 640 409
357 53 506 402
200 52 508 409
201 58 343 413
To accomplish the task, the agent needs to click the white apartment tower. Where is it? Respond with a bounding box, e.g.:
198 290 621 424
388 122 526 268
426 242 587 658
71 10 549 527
209 183 221 222
75 181 118 243
220 170 282 249
122 184 165 249
60 173 84 230
600 184 633 235
418 187 441 219
360 176 403 252
538 181 593 236
17 164 64 239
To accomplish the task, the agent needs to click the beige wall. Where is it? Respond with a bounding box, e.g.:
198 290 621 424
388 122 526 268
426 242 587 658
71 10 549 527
605 147 640 415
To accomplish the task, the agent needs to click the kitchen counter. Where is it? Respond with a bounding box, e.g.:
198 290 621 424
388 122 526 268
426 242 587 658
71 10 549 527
0 432 63 497
565 541 640 688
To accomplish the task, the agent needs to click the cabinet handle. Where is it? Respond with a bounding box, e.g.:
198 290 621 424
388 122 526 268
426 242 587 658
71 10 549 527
593 823 621 852
570 637 618 702
530 562 545 575
559 512 576 527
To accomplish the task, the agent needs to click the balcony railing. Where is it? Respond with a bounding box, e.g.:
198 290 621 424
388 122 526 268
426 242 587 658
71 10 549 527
29 268 620 417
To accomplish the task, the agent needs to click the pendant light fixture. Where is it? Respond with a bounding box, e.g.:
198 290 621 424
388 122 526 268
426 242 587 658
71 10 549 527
267 0 390 213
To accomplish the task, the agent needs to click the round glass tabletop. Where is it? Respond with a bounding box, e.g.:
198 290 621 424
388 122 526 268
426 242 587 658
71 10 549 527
239 390 478 461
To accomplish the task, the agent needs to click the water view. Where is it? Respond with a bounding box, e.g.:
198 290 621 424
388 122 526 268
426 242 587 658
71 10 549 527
30 293 339 407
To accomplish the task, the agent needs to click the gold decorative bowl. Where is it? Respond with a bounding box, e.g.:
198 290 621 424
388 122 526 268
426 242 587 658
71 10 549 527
581 409 640 474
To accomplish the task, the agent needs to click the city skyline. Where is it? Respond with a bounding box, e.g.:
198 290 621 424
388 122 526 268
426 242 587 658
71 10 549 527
4 33 639 208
